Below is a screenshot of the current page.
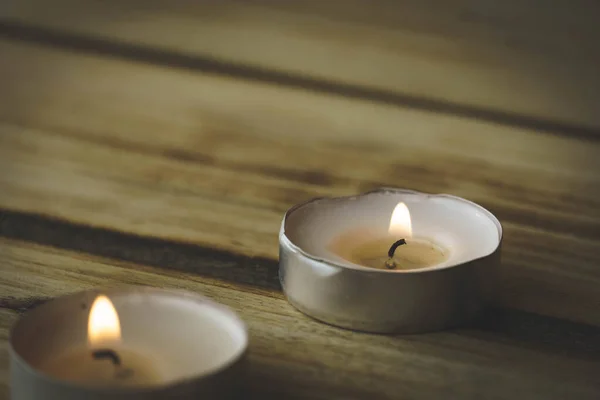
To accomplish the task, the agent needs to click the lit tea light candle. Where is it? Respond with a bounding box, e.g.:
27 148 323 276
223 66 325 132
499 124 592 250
330 202 449 270
10 288 248 400
38 295 161 386
279 188 502 333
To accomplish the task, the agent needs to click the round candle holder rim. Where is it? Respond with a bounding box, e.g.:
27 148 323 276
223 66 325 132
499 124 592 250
281 188 503 274
9 287 248 392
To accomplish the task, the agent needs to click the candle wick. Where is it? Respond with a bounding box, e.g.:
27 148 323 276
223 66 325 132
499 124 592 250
387 239 407 258
92 349 121 366
385 239 406 269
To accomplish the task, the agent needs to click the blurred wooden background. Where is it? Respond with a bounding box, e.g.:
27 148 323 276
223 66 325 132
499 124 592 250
0 1 599 399
2 0 600 134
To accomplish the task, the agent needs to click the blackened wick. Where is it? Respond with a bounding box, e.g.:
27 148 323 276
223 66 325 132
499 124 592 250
387 239 407 258
92 349 121 366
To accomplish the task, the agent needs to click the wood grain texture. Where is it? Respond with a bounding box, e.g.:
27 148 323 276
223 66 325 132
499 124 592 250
1 239 599 400
0 39 599 330
0 33 600 400
2 211 600 360
1 0 600 133
0 210 281 292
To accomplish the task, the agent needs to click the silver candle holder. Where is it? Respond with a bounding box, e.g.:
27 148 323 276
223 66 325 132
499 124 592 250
279 188 502 334
10 287 248 399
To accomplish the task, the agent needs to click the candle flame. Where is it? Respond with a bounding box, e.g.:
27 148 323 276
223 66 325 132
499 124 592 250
388 202 412 238
88 295 121 347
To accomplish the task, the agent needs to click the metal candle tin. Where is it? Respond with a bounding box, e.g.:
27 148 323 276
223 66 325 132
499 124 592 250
279 188 502 334
10 287 248 399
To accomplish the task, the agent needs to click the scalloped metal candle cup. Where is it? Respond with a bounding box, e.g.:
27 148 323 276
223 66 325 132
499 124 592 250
279 188 502 334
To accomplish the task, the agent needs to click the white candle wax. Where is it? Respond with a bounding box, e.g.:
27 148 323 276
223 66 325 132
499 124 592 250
38 347 161 386
331 235 449 270
35 295 161 387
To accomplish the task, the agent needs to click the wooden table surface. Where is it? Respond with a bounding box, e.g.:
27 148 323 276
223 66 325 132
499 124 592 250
0 1 599 399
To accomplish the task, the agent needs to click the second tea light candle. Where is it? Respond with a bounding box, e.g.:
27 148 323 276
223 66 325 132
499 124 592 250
10 288 248 400
279 188 502 333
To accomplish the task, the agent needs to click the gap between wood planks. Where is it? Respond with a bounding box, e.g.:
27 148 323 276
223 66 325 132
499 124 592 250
0 19 598 142
0 208 280 291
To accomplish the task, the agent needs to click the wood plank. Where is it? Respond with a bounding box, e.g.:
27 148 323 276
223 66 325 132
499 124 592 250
0 38 598 331
1 0 600 133
1 209 599 330
1 238 599 400
0 210 281 292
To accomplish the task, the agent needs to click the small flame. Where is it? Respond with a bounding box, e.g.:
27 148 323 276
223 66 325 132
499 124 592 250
388 202 412 238
88 295 121 347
